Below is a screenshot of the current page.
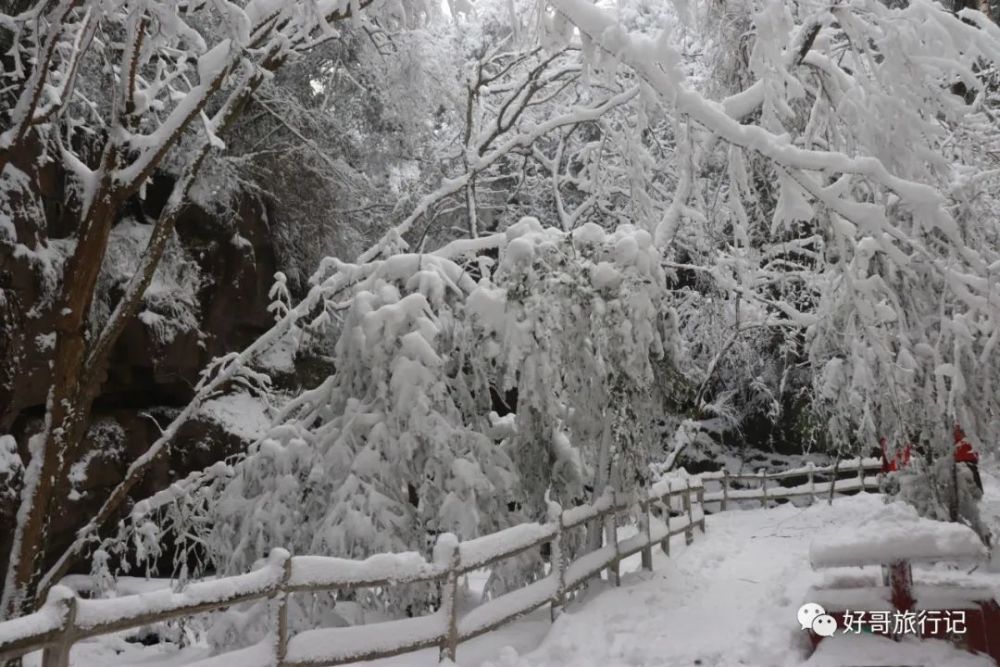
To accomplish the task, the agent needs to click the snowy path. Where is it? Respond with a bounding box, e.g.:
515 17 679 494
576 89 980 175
487 490 999 667
499 495 873 667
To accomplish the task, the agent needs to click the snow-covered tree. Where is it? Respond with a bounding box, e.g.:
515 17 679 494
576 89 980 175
108 219 675 620
548 0 1000 476
0 0 386 619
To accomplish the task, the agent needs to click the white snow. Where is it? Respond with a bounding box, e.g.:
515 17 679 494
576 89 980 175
285 613 445 664
182 640 273 667
288 552 446 589
255 335 297 373
9 484 1000 667
74 551 288 631
59 575 176 598
466 286 508 333
571 222 606 246
809 501 988 569
613 236 638 265
197 392 271 442
0 435 21 477
458 577 558 639
561 492 616 529
563 545 618 589
590 261 622 290
504 217 544 241
705 476 870 502
492 492 1000 667
0 586 73 648
502 238 535 268
458 524 558 572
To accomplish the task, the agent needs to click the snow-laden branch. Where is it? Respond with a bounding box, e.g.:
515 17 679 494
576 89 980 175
549 0 970 245
38 249 480 597
0 1 79 165
16 0 382 609
84 61 260 378
719 13 828 120
358 85 639 262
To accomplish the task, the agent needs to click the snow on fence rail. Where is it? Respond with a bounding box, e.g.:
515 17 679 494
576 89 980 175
700 456 883 510
0 458 879 667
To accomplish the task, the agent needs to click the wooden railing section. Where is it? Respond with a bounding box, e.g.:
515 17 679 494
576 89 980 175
700 456 882 510
0 457 881 667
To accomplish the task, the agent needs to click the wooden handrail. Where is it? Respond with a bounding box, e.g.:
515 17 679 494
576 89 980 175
0 457 873 667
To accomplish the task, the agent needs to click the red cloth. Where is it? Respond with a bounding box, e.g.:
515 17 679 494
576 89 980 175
898 443 912 468
881 437 896 473
954 424 979 464
880 438 912 473
955 441 979 464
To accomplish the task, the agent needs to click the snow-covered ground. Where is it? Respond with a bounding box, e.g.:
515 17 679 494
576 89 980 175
25 471 1000 667
495 491 998 667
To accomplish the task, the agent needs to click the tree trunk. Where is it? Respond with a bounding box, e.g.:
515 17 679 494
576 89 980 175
588 414 614 552
949 455 960 523
0 187 118 619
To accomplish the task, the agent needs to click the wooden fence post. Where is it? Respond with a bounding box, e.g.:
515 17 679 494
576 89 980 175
439 539 462 663
759 469 768 509
807 462 816 504
683 480 694 546
41 590 77 667
607 491 621 587
271 549 293 666
696 484 706 534
888 560 915 612
660 483 671 556
721 470 729 512
828 458 840 506
640 497 653 570
857 460 865 490
549 502 566 621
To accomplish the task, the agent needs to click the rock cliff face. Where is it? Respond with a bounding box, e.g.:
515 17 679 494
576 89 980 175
0 141 281 574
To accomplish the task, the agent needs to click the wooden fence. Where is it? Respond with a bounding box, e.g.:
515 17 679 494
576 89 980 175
701 456 883 510
0 457 881 667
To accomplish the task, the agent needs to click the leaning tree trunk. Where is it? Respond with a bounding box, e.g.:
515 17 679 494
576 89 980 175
0 179 121 619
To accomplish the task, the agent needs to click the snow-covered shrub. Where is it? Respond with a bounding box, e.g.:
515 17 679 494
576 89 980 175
470 218 676 578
